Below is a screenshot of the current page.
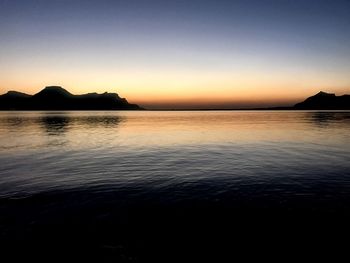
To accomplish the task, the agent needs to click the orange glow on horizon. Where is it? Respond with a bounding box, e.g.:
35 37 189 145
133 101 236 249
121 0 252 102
1 68 349 109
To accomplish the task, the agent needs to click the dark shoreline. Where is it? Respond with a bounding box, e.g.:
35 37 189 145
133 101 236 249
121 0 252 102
2 181 350 262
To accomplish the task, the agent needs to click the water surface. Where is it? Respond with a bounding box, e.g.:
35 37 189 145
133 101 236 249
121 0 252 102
1 111 350 261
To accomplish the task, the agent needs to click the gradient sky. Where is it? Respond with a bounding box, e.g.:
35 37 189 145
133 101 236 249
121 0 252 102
1 0 350 109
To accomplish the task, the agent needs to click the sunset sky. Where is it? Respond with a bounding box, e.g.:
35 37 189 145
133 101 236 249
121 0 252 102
1 0 350 109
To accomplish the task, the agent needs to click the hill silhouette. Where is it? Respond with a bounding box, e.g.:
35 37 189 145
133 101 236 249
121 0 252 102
0 86 142 110
252 91 350 110
294 91 350 110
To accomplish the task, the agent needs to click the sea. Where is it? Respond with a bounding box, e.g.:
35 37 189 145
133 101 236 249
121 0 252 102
1 110 350 261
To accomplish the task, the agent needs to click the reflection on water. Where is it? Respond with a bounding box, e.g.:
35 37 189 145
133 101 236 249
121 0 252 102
80 115 122 127
310 111 350 126
39 114 122 136
41 115 70 136
2 111 350 135
1 111 350 261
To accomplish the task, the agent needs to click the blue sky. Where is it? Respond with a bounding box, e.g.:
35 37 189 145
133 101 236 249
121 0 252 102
1 0 350 108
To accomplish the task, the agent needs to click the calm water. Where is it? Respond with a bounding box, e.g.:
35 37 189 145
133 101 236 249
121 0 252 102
1 111 350 261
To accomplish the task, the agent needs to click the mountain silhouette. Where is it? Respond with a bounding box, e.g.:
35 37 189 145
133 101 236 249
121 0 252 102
0 86 142 110
1 87 349 110
294 91 350 110
254 91 350 110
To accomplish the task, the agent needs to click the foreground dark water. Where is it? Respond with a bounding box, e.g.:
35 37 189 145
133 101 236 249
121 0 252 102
1 111 350 261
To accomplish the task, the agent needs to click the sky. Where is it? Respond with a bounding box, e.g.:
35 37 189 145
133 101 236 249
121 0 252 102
1 0 350 109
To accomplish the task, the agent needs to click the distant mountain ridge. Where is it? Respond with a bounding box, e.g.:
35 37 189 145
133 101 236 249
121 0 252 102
0 86 142 110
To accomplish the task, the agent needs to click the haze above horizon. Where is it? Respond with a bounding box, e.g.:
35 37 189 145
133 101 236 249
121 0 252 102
1 0 350 109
